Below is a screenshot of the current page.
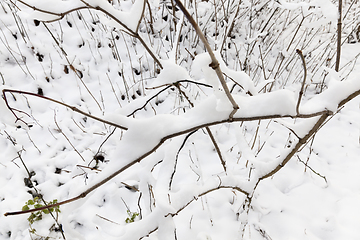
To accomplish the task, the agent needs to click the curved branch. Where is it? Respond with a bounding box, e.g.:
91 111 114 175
129 79 212 116
2 89 128 130
127 85 173 117
167 185 249 218
14 0 89 22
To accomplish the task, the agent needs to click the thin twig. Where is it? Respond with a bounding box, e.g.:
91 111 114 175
297 155 327 183
206 127 226 172
13 0 88 21
54 112 86 162
335 0 342 72
2 89 128 130
295 49 307 115
169 130 198 189
128 85 173 117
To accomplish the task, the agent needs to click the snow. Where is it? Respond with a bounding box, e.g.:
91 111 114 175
85 0 146 32
235 89 297 117
149 60 191 87
301 74 360 113
1 0 360 239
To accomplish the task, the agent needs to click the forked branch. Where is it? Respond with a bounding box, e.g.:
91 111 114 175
259 113 329 181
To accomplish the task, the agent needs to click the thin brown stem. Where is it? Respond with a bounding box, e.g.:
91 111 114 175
2 89 128 130
296 49 307 115
173 0 239 119
13 0 88 21
335 0 342 72
206 127 227 172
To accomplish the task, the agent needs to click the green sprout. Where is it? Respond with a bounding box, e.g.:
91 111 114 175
125 210 139 223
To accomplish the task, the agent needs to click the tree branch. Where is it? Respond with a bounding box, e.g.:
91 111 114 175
258 113 330 181
13 0 89 22
173 0 239 119
2 89 128 130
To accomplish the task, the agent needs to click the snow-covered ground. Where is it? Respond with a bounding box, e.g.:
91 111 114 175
1 0 360 239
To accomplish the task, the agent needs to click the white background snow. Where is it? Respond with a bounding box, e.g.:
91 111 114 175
1 0 360 239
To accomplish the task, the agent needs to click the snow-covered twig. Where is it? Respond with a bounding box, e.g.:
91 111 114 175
174 0 239 119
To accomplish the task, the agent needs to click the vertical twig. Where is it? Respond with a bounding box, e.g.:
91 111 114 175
205 127 227 172
335 0 342 72
296 49 307 115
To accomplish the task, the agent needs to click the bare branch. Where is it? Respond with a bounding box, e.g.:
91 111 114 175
296 49 307 115
14 0 89 22
167 184 250 218
297 155 327 183
173 0 239 119
335 0 342 72
2 89 128 130
3 107 333 217
259 113 329 181
206 127 226 172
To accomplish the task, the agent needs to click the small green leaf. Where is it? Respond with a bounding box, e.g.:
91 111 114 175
34 204 43 209
22 205 30 211
27 200 34 205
